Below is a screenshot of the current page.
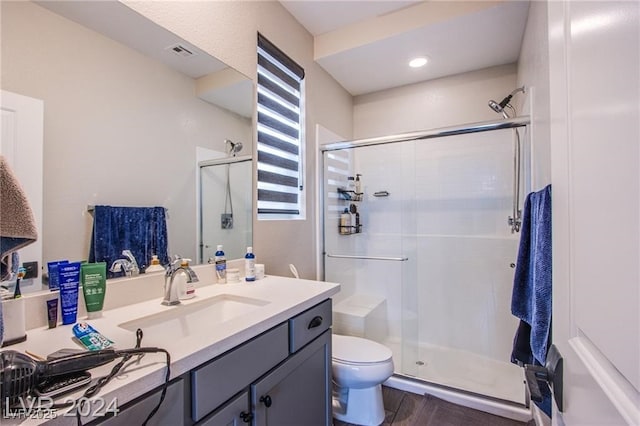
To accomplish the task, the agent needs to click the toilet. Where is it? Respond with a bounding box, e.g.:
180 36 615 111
332 334 394 426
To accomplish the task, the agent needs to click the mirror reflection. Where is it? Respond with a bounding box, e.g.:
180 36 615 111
1 1 253 293
199 155 253 263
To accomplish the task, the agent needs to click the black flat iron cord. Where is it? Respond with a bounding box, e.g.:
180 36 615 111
44 329 172 426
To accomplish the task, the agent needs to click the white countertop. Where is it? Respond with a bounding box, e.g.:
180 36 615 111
5 275 340 425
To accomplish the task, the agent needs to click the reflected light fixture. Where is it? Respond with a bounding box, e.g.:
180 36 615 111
409 56 428 68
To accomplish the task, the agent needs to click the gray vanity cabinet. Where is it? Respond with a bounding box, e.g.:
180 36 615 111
92 377 186 425
191 323 290 422
252 329 331 426
84 299 332 426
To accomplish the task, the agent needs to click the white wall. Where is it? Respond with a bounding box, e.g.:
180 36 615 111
124 1 355 279
353 64 518 139
1 2 252 268
516 1 551 191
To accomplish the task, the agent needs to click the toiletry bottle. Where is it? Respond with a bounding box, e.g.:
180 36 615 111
347 176 356 199
350 204 361 233
177 259 196 299
215 245 227 284
245 247 256 282
340 208 351 235
146 255 165 273
355 174 362 200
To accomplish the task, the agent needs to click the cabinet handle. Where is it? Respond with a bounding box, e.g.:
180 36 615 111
239 411 253 423
260 395 272 407
308 316 323 329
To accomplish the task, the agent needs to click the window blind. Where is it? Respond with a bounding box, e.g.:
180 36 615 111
257 33 304 217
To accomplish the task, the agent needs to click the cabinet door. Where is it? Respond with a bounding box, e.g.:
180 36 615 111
94 378 185 425
252 330 331 426
198 391 251 426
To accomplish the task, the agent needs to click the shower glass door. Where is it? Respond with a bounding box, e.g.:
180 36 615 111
199 158 252 262
323 126 526 404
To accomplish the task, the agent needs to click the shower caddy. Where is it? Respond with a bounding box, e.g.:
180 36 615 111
338 174 363 235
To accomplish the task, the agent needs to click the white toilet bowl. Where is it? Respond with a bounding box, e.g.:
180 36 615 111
332 334 394 426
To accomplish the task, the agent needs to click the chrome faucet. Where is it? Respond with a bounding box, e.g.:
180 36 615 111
162 257 199 306
109 250 140 277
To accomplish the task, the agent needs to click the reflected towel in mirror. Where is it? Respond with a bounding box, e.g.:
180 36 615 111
88 206 169 278
0 156 38 282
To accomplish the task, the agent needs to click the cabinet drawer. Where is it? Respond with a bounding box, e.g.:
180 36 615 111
191 323 289 422
289 299 332 353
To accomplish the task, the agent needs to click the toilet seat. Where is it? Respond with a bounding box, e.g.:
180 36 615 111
332 334 392 365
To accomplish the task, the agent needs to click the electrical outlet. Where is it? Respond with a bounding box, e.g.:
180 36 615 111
221 213 234 229
22 261 38 279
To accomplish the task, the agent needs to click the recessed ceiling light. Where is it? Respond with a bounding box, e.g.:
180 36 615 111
409 57 428 68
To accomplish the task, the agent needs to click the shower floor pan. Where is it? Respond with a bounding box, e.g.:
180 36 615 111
384 339 526 406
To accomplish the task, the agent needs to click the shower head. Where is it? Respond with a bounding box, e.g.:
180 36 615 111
488 99 504 114
225 139 243 156
488 86 525 118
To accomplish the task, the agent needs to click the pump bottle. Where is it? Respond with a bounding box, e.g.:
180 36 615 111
214 245 227 284
245 247 256 282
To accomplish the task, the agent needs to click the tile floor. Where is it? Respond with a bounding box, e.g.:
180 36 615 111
334 386 535 426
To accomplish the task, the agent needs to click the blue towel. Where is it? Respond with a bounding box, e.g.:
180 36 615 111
88 206 169 278
511 185 552 365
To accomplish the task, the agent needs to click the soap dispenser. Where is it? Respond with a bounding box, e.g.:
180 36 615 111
145 255 165 274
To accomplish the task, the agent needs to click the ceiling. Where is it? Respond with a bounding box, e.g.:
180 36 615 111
35 1 253 118
280 0 530 96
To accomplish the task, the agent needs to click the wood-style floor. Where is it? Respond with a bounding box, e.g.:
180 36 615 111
334 386 534 426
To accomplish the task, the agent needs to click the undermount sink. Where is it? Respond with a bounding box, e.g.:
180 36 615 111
118 294 270 339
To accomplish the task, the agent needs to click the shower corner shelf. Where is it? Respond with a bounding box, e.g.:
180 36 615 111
339 224 362 235
337 188 363 202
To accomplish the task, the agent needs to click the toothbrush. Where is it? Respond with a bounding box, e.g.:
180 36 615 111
13 267 25 298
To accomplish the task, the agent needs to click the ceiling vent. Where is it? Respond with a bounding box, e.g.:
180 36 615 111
166 43 196 58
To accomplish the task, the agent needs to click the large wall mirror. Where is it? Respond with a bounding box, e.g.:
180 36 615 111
1 1 253 292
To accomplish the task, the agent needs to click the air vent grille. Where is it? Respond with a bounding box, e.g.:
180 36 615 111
166 43 196 57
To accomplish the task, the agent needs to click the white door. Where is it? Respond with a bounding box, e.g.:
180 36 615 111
1 90 44 283
548 1 639 425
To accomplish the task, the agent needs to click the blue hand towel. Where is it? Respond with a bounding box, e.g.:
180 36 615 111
88 206 169 278
511 185 552 365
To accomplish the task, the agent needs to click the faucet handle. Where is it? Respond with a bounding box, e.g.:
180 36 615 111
122 250 139 268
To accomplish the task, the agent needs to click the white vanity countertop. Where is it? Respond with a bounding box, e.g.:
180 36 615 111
7 275 340 425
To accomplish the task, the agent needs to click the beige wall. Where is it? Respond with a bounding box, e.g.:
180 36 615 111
125 1 354 278
353 64 518 139
1 1 252 268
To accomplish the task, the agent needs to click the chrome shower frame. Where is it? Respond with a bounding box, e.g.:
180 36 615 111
321 116 530 234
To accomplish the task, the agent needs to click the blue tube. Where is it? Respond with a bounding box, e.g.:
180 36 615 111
58 262 81 325
47 260 69 291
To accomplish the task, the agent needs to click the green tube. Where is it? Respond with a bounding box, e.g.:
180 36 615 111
81 262 107 319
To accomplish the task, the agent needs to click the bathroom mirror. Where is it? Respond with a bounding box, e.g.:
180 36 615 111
1 1 253 292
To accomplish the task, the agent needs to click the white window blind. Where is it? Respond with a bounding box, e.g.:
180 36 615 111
257 33 304 218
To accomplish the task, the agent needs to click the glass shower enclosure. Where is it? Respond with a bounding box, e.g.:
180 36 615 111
322 118 529 406
199 156 252 262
